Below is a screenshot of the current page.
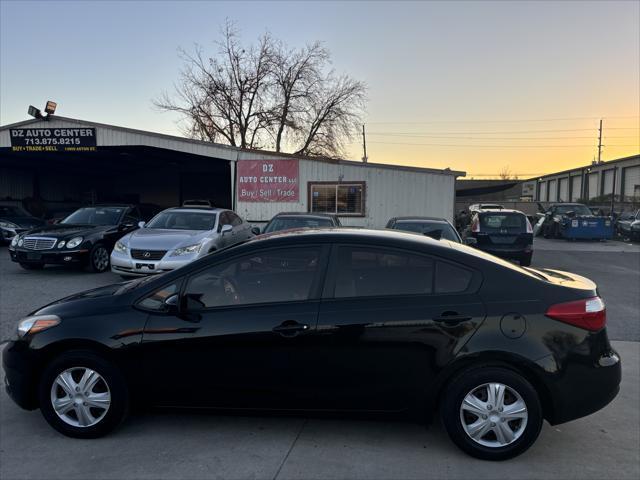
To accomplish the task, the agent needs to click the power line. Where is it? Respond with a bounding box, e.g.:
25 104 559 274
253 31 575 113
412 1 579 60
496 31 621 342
366 115 640 125
366 133 637 140
364 141 638 148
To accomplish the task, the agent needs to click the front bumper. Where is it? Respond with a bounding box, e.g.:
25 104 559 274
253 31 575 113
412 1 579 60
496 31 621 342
9 247 90 265
2 340 39 410
110 250 198 276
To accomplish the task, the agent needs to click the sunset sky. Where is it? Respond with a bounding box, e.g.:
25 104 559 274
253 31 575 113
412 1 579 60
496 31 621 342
1 0 638 178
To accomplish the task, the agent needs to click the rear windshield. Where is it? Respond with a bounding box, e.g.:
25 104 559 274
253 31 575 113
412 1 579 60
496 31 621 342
479 213 525 232
264 216 334 233
393 221 460 242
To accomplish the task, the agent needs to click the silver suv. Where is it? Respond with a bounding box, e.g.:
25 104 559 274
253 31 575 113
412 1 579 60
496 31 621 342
110 207 255 277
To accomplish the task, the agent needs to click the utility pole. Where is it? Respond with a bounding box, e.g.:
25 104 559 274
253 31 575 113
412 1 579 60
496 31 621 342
361 124 368 163
597 119 603 163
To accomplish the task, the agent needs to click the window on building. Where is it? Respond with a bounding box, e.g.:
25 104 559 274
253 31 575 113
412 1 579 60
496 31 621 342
309 182 365 216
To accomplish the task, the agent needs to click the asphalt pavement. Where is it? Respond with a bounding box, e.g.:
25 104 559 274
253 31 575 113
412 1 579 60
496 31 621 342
0 238 639 479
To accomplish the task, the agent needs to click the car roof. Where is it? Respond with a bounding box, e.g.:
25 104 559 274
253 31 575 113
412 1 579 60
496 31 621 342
272 212 337 218
163 207 223 214
476 209 525 215
390 216 449 223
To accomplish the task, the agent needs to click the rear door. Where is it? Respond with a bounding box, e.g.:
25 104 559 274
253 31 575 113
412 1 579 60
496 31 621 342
309 244 485 412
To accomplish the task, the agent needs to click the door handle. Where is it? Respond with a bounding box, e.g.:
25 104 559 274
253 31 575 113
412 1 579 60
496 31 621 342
273 321 309 337
433 312 472 325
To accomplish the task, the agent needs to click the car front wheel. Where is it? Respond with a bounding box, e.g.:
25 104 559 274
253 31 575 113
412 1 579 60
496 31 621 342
38 350 129 438
87 243 110 273
441 366 543 460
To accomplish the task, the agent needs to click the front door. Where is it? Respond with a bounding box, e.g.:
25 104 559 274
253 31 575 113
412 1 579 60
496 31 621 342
139 245 329 409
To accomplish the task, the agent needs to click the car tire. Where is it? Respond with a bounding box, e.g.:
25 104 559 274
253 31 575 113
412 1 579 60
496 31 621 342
440 366 543 461
38 350 129 439
519 254 532 267
86 243 110 273
19 262 44 270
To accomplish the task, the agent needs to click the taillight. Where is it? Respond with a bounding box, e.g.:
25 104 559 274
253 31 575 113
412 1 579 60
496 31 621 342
471 218 480 233
545 297 606 331
525 218 533 233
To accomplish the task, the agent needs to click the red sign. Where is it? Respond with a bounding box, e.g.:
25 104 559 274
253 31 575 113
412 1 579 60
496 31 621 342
237 159 299 202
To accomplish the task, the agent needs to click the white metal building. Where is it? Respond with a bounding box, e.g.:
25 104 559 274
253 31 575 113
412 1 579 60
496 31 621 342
0 116 464 226
520 154 640 203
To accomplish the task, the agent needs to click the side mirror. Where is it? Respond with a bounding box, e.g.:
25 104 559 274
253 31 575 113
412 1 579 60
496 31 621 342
251 226 261 236
138 221 146 228
464 237 478 246
220 224 233 235
120 223 135 230
163 294 181 315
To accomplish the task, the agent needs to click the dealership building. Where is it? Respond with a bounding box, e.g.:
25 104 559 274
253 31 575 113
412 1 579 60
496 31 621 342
0 116 464 226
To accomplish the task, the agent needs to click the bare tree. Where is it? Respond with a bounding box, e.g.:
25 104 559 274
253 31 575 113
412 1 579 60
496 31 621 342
499 166 515 180
155 23 366 157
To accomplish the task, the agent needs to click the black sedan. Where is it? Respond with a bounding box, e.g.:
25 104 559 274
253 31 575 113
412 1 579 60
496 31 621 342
262 212 341 233
2 229 620 460
386 216 465 243
0 203 44 244
8 205 143 272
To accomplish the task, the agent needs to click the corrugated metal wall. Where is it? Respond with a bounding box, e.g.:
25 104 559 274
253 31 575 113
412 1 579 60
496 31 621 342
539 181 547 201
0 168 33 199
235 158 457 227
602 170 615 195
548 179 557 201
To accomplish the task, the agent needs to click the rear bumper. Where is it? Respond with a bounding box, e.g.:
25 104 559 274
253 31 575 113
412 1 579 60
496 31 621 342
9 247 89 265
477 246 531 259
543 348 621 425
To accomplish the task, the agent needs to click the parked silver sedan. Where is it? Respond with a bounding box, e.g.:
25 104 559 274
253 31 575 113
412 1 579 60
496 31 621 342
110 207 256 277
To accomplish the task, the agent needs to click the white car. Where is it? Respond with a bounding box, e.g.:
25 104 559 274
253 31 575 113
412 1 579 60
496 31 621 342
110 207 256 277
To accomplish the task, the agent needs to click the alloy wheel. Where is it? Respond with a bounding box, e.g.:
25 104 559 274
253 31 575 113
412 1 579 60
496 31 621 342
459 382 528 448
50 367 111 427
93 247 109 271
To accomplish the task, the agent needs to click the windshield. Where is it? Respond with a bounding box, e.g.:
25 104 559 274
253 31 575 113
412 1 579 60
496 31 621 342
0 205 30 217
264 216 334 233
554 205 592 216
480 213 526 232
62 207 125 225
146 211 217 230
393 221 460 242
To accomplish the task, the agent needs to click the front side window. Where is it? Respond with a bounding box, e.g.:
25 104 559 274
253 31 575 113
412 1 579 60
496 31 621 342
184 247 322 309
334 246 434 298
309 182 364 216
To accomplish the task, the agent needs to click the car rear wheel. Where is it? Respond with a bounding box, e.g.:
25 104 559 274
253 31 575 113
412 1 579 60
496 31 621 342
87 243 110 273
519 253 532 267
38 351 129 438
19 262 44 270
441 366 543 460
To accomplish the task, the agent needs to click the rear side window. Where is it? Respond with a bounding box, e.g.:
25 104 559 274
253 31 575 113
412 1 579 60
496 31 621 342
334 246 434 298
435 262 473 293
480 213 525 231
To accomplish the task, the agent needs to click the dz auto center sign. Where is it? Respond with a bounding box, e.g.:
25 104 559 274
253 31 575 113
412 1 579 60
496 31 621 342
237 159 299 202
10 128 97 152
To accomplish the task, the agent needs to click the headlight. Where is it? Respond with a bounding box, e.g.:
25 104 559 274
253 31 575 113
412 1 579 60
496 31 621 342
57 240 66 248
114 240 128 253
18 238 24 247
171 243 202 256
0 221 18 228
66 237 83 249
632 223 640 230
17 315 61 337
11 236 19 247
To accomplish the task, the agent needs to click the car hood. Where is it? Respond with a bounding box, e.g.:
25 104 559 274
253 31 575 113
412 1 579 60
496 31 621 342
21 223 112 238
123 228 211 249
0 216 44 228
